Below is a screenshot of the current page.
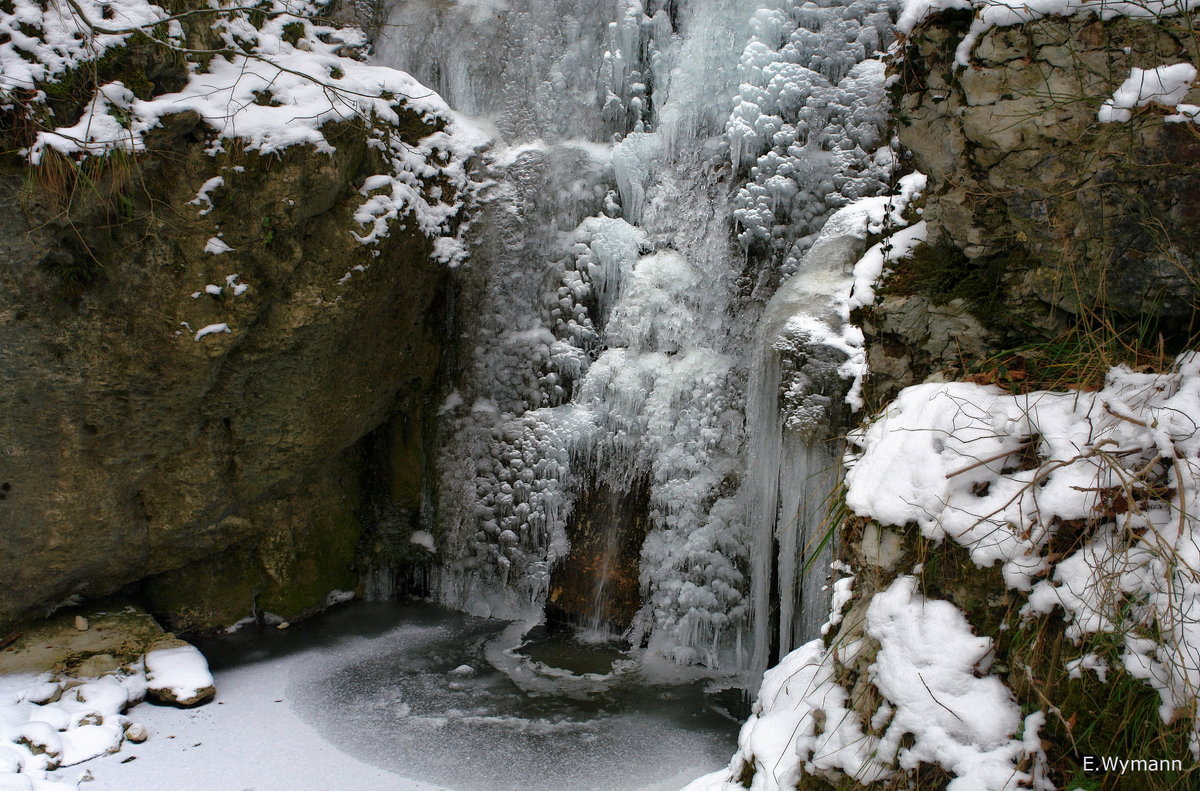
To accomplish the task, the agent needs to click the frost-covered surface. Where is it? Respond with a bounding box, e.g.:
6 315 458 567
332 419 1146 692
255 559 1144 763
11 0 482 262
729 0 899 276
378 0 901 673
1098 64 1200 123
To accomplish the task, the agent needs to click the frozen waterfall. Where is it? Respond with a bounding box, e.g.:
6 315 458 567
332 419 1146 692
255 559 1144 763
371 0 899 679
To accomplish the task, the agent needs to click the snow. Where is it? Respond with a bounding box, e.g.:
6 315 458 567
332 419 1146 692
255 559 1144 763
78 651 423 791
845 354 1200 751
821 576 854 636
0 669 147 789
865 577 1049 791
193 323 230 341
846 171 929 311
1098 64 1199 123
1065 653 1109 682
699 578 1052 791
409 530 437 553
898 0 1200 65
702 355 1200 790
76 604 734 791
203 238 233 256
0 0 167 99
25 1 447 162
12 0 483 268
199 274 253 296
187 177 224 216
143 647 213 706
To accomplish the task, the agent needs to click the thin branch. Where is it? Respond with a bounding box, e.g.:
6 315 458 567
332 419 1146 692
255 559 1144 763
945 441 1032 480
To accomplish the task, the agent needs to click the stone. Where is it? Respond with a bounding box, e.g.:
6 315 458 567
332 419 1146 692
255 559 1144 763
147 683 215 708
974 28 1029 65
75 654 119 679
123 723 148 743
858 524 903 571
22 682 60 705
0 108 448 629
890 8 1200 349
144 646 216 707
0 605 186 678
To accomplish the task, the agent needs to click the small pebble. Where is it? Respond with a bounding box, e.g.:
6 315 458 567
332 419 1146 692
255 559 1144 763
74 616 89 631
125 723 149 743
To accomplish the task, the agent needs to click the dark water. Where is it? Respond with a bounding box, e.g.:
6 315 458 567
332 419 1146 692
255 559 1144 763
194 602 738 791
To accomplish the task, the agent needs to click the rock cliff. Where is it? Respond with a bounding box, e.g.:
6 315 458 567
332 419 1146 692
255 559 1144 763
706 8 1200 791
0 3 463 629
865 8 1200 401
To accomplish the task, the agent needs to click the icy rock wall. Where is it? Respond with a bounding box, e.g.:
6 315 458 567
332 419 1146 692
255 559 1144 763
375 0 898 670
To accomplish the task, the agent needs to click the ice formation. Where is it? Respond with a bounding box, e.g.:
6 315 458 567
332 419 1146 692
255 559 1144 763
742 171 925 678
369 0 904 676
729 0 896 276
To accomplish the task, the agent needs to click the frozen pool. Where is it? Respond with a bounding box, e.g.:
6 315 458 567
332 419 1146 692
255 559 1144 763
84 602 739 791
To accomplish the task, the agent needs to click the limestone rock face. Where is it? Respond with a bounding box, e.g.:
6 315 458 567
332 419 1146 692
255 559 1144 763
890 11 1200 346
855 10 1200 402
0 113 448 628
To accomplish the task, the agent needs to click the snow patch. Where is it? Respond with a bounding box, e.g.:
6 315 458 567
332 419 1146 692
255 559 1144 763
846 354 1200 750
193 323 230 341
1098 64 1199 123
188 177 224 216
204 238 233 256
409 531 437 553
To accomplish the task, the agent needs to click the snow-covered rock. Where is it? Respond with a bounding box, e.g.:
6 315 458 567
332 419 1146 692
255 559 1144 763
144 647 215 707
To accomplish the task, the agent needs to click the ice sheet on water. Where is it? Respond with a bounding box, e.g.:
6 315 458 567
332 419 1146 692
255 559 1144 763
282 604 737 791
